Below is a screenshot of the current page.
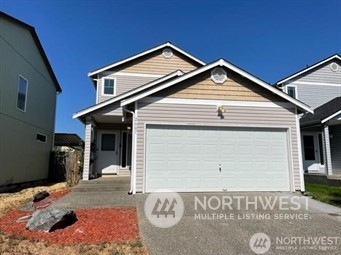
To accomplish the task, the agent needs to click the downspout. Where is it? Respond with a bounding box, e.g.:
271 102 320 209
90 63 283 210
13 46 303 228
123 106 136 195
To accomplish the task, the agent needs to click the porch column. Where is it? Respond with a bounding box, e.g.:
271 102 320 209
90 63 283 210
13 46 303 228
82 118 92 180
323 124 333 175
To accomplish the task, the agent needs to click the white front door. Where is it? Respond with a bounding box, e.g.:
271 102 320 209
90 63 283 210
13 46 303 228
97 131 119 174
302 133 322 172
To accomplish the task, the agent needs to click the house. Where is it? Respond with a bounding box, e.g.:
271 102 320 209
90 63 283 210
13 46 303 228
74 42 312 193
54 133 84 151
0 12 61 187
276 54 341 176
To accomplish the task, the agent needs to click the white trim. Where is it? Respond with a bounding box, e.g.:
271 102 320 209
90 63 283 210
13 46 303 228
277 54 341 84
285 85 298 99
73 71 184 119
133 102 138 194
101 77 116 96
96 74 99 104
103 71 163 78
121 59 313 114
295 107 305 192
289 81 341 87
322 110 341 124
16 75 28 112
141 97 294 109
88 42 205 77
287 127 295 192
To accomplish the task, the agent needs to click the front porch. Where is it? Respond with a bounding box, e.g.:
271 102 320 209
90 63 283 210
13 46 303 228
82 114 133 180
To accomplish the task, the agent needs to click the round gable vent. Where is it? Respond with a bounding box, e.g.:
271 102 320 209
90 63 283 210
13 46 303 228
162 48 173 59
330 62 339 72
211 67 227 84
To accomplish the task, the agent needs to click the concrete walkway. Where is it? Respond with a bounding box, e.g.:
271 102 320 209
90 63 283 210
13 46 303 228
52 176 135 209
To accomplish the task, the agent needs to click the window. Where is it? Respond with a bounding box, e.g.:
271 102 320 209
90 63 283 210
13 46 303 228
286 86 297 99
102 78 115 95
101 134 115 151
303 135 315 160
17 75 28 111
36 133 47 143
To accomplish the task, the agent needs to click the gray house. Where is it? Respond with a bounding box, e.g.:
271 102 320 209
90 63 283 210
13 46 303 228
74 42 313 193
0 12 61 187
276 54 341 176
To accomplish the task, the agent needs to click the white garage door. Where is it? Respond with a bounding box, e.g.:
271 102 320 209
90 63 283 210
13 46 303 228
146 125 290 192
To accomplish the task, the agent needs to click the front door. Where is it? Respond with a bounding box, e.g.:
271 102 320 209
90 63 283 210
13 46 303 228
97 131 119 174
302 133 321 171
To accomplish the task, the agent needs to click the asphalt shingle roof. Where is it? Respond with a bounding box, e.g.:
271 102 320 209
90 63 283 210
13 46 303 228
300 97 341 126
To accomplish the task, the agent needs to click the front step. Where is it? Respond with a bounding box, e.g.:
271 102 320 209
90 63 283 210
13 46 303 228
73 176 131 192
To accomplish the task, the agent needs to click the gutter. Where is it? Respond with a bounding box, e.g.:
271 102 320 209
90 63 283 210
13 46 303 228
123 106 136 195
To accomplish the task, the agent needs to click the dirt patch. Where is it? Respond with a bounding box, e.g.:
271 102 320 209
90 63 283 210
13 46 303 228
0 184 147 254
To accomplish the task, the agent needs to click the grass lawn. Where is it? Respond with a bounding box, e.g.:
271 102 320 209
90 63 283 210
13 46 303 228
305 182 341 207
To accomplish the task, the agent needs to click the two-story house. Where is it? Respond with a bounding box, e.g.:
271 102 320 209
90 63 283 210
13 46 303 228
0 12 61 187
276 54 341 176
74 42 313 193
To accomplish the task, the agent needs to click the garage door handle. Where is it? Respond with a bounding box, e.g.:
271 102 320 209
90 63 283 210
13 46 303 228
219 164 221 172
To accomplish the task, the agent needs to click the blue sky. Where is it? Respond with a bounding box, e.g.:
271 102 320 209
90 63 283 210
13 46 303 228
1 0 340 138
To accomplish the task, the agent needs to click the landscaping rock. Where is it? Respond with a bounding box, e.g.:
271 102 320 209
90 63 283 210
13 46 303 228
33 191 50 202
26 207 77 232
20 201 36 211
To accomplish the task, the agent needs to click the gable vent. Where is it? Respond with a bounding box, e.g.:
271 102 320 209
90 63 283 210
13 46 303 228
211 67 227 84
330 62 339 72
162 48 173 59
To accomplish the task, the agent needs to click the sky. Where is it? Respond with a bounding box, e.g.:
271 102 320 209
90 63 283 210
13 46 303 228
1 0 340 139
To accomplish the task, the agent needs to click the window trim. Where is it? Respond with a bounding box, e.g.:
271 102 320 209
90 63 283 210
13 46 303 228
36 133 47 143
285 85 297 99
16 75 28 112
101 77 116 96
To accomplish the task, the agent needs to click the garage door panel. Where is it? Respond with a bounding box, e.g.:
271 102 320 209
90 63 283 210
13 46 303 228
146 125 290 192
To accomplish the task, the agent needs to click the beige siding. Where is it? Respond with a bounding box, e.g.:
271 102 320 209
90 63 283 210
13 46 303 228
116 49 200 75
155 70 286 102
97 74 157 103
135 102 300 192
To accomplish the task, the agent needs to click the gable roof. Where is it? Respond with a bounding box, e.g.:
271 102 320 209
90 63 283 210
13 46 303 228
300 97 341 127
73 70 184 120
276 54 341 85
88 42 205 77
0 11 62 92
121 59 313 114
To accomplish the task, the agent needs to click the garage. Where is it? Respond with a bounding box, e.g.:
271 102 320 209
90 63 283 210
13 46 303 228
145 124 291 192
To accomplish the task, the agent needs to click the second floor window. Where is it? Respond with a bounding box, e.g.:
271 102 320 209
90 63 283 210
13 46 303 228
17 75 28 111
286 86 297 99
103 78 115 96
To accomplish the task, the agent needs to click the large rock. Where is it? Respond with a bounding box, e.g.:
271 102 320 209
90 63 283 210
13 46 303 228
33 191 50 202
25 207 77 232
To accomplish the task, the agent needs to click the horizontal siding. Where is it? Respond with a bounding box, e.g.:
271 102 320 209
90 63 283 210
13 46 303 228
116 49 200 75
0 113 52 186
156 70 285 102
136 102 300 192
296 61 341 84
92 101 122 116
331 125 341 174
286 83 341 109
97 75 157 103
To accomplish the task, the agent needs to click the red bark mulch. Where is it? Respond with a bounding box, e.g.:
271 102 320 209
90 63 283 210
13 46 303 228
0 190 139 245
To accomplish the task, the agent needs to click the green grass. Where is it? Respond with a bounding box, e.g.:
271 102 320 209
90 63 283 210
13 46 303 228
305 182 341 207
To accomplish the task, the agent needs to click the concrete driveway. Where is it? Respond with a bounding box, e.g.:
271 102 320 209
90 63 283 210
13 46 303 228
135 192 341 255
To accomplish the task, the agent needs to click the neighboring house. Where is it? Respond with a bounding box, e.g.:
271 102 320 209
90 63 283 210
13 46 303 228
0 12 61 187
54 133 84 151
276 54 341 176
74 42 312 193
